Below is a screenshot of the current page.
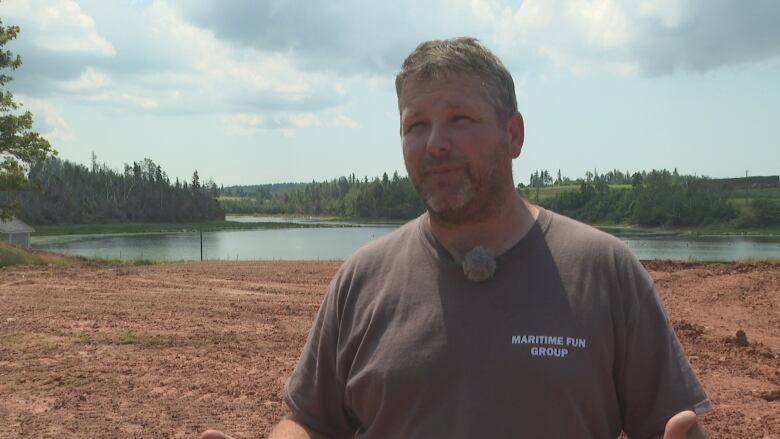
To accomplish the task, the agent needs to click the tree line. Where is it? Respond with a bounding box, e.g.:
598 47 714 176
0 156 224 224
537 169 777 228
223 168 778 228
220 172 425 219
525 168 652 189
6 155 774 227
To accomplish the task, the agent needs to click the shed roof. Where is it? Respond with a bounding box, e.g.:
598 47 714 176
0 217 35 234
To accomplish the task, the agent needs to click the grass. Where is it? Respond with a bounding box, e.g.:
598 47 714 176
76 330 217 349
223 212 407 225
0 240 169 268
674 223 780 236
733 257 780 264
728 197 780 208
598 223 780 237
593 224 681 237
4 329 231 352
728 186 780 199
0 241 83 267
523 184 633 201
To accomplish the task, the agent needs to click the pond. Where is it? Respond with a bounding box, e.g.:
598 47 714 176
31 217 780 262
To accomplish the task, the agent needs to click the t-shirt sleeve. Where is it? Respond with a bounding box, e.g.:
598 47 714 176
283 276 358 437
614 259 712 439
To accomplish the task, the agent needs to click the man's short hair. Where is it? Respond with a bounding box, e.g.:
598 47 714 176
395 37 518 126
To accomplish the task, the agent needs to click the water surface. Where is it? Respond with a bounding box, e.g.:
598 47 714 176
32 217 780 262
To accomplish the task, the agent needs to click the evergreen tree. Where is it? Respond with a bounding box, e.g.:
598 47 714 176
0 157 224 224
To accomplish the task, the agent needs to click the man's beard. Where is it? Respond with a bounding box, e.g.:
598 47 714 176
407 152 511 224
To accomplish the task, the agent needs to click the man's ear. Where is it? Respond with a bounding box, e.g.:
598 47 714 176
507 112 524 158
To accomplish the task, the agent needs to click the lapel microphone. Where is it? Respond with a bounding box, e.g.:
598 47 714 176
462 246 496 282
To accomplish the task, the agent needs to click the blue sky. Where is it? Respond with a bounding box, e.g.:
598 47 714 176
1 0 778 186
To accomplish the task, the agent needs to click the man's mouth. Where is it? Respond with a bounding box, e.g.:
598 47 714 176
426 164 462 176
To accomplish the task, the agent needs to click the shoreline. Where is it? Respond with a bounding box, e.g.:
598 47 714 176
30 219 356 237
30 215 780 238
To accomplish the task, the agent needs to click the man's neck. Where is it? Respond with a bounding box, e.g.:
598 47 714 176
428 194 540 262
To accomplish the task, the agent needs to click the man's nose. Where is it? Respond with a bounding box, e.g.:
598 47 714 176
425 123 452 157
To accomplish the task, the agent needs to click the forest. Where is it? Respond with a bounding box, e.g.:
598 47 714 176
3 156 777 230
221 168 779 228
220 172 425 220
0 156 224 224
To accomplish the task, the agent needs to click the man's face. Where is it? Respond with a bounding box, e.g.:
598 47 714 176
399 74 522 223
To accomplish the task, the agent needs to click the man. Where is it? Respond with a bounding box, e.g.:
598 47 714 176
203 37 711 439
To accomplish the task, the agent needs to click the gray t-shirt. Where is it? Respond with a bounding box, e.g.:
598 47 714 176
284 208 711 438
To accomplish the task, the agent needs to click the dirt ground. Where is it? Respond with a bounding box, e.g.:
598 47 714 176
0 260 777 438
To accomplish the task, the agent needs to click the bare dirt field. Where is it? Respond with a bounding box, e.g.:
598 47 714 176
0 261 778 438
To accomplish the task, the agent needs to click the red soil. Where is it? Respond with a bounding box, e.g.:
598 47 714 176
0 261 778 438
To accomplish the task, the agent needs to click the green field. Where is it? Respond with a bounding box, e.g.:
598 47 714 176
728 186 780 199
530 184 778 204
523 184 632 201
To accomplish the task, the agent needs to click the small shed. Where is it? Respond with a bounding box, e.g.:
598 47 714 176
0 217 35 248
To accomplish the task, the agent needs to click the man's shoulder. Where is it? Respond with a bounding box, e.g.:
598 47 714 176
543 208 634 261
540 208 650 290
339 215 426 274
325 216 428 306
538 208 656 315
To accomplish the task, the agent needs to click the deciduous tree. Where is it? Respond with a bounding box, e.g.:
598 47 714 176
0 19 55 219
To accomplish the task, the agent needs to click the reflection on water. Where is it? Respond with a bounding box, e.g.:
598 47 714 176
34 226 398 261
226 215 399 227
32 218 780 262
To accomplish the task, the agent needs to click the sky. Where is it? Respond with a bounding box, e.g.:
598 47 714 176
1 0 779 186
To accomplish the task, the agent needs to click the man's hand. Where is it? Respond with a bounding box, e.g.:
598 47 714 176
200 430 234 439
200 416 343 439
662 410 707 439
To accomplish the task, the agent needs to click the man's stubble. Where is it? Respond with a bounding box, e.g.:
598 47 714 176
406 144 513 225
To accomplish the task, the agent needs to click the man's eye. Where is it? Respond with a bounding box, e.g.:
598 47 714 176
453 115 472 123
405 122 425 133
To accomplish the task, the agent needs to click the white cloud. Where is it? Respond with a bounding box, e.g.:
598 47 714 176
172 0 472 76
85 91 159 111
565 0 632 49
224 109 357 136
147 1 324 100
16 95 73 142
291 114 322 129
118 93 159 110
58 67 111 92
223 114 266 136
479 0 641 75
2 0 344 116
478 0 780 76
333 114 358 129
6 0 777 129
1 0 115 56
